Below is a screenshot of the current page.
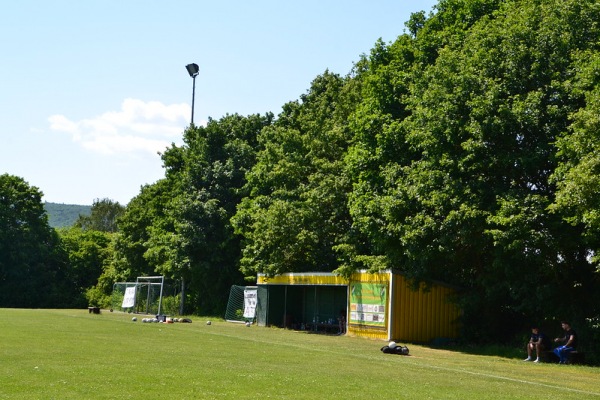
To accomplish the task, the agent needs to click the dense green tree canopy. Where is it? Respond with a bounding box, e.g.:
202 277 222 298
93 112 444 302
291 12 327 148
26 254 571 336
172 113 273 313
0 174 65 307
552 50 600 259
75 198 125 232
110 113 273 314
58 227 113 308
343 0 600 339
232 71 358 277
109 178 181 293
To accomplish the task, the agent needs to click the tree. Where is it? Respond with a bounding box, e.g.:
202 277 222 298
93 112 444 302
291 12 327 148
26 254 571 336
57 227 113 308
0 174 66 307
552 50 600 261
345 0 600 341
87 176 183 309
232 72 358 277
112 179 178 282
340 35 422 276
171 113 273 314
110 114 274 315
75 198 125 232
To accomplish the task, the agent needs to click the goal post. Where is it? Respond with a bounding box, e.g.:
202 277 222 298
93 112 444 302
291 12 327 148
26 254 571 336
224 285 257 323
136 276 164 315
112 276 176 315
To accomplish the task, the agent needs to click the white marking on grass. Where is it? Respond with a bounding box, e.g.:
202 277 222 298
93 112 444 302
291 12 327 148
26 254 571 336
200 329 600 397
411 362 600 397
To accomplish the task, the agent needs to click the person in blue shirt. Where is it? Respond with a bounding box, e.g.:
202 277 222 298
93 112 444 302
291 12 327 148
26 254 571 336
553 321 578 364
524 326 550 362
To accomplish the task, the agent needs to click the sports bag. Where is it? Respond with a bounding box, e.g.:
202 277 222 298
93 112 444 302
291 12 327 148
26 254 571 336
380 343 409 355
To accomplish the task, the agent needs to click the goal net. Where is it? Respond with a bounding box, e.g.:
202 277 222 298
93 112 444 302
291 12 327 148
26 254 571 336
224 285 257 323
112 276 180 315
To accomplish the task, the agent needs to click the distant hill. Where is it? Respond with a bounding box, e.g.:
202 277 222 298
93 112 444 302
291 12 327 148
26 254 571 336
44 202 92 228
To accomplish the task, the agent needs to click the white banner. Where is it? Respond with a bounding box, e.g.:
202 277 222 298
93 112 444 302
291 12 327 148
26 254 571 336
243 288 257 318
122 286 136 308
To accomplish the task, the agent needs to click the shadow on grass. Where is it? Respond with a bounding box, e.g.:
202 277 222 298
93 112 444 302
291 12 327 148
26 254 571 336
426 338 526 360
426 340 596 366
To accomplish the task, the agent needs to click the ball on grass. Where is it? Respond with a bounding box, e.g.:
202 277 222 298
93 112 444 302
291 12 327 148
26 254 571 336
206 320 212 325
245 321 251 327
132 317 137 322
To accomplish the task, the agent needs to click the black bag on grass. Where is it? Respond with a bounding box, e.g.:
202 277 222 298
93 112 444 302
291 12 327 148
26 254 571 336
381 341 409 355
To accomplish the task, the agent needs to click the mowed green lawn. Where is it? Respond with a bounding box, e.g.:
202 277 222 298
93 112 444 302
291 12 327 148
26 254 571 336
0 309 598 399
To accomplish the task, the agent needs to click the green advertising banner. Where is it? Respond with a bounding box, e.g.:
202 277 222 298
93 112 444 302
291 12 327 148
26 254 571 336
349 282 387 327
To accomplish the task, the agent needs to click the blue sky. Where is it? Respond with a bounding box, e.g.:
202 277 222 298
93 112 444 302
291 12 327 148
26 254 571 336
1 1 437 205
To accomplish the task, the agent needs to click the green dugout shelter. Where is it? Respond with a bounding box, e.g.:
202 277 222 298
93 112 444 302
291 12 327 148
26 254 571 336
256 270 461 342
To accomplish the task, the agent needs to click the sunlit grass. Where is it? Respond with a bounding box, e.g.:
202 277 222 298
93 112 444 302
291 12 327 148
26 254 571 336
0 309 598 399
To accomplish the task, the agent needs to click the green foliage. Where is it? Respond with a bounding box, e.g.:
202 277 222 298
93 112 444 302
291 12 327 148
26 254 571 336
86 284 113 309
342 0 600 341
82 183 177 307
57 227 114 307
44 202 91 228
232 72 357 277
109 114 273 315
118 179 181 280
552 50 600 253
0 174 69 307
171 113 274 314
160 295 181 315
75 198 125 232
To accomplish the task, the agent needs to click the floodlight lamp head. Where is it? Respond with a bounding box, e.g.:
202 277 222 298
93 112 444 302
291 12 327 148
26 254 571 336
186 63 199 78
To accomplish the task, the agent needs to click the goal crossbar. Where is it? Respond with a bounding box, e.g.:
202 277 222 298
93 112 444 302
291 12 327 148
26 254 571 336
114 276 165 315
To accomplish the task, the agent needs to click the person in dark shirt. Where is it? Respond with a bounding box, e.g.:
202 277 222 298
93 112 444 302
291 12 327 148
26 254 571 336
524 326 550 362
553 321 577 364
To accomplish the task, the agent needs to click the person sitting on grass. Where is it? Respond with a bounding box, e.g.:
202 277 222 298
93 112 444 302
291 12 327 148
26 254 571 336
524 326 550 363
553 321 578 364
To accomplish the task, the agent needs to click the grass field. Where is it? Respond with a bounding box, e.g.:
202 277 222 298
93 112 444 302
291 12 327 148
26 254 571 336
0 309 598 399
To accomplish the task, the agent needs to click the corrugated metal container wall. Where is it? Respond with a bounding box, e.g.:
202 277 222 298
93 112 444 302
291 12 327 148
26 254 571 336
390 274 461 342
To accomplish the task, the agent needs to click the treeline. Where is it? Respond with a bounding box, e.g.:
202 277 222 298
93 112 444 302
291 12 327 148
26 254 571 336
44 202 92 228
2 0 600 354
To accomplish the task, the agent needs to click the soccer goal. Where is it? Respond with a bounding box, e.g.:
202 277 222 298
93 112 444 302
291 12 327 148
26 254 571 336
112 276 168 315
224 285 257 323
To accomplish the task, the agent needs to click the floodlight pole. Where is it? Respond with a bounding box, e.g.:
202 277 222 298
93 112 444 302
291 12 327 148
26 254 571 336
186 63 199 125
191 74 196 125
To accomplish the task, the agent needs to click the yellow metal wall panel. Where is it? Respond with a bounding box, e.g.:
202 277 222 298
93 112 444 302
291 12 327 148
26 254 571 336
390 275 460 342
257 273 348 286
349 271 390 284
347 325 388 340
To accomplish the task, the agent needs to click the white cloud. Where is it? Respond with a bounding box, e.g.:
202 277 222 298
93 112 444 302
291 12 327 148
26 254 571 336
48 98 191 155
48 114 80 136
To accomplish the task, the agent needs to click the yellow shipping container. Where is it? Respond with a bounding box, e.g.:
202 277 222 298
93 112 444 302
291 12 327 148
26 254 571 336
257 270 461 343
